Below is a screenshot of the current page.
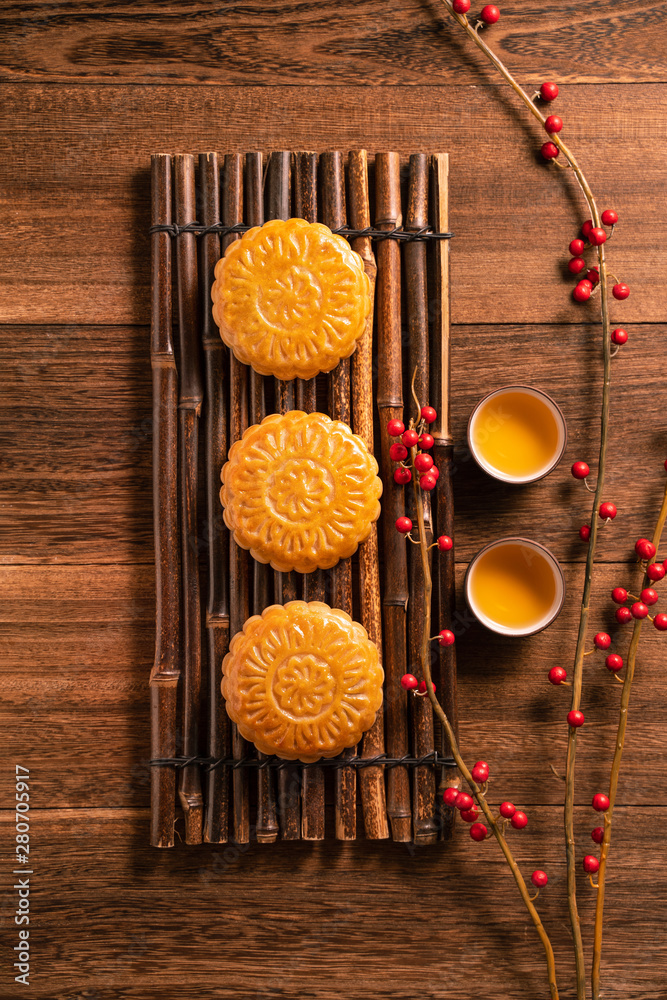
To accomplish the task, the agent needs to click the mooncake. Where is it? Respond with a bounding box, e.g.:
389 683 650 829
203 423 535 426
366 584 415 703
222 601 384 762
211 218 371 380
220 410 382 574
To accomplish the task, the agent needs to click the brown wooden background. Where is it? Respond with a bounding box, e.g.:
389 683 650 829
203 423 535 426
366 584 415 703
2 2 667 997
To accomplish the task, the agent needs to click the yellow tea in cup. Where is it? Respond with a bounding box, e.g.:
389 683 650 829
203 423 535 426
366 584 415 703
465 538 565 636
468 386 566 484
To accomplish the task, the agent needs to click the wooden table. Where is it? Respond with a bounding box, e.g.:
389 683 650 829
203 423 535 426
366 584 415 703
2 3 666 997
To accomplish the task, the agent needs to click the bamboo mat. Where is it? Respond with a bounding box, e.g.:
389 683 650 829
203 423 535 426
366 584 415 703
149 150 457 848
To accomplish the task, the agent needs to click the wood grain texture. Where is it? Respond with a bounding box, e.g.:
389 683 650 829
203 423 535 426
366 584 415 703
1 85 664 328
1 806 666 1000
4 4 667 991
0 1 664 85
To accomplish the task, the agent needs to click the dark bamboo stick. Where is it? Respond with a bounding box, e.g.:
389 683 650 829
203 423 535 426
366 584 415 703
246 151 279 846
268 150 302 842
349 150 391 842
405 154 438 845
174 154 204 845
200 152 230 845
294 152 319 415
294 150 326 841
430 153 459 841
321 151 356 842
375 152 411 843
149 154 179 849
224 153 251 845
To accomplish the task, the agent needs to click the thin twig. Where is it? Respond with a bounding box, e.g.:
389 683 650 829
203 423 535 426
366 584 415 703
591 481 667 999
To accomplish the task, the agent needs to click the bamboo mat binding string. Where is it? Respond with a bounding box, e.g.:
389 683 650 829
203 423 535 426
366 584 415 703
151 753 457 771
149 222 454 241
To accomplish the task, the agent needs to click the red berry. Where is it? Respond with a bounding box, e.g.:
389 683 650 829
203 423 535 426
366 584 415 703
613 282 630 300
402 429 419 448
583 855 600 874
531 870 549 888
654 613 667 631
418 679 436 695
594 632 611 650
455 792 474 811
460 807 480 823
579 524 591 542
591 827 605 844
393 466 412 485
541 142 560 161
470 822 488 841
544 114 563 134
568 257 586 275
438 629 456 647
480 4 500 24
593 793 610 812
569 238 585 256
443 786 459 806
605 654 623 672
571 461 590 480
599 502 617 520
631 602 649 620
641 587 659 606
647 562 666 582
395 516 413 534
418 433 434 450
400 673 419 691
601 209 618 226
611 328 628 346
589 227 607 246
568 710 585 728
586 267 600 286
511 810 528 829
437 535 453 552
421 406 437 423
611 587 628 604
389 442 408 462
420 473 437 491
573 281 592 302
615 606 632 624
540 81 559 101
471 761 489 783
387 419 405 437
635 538 656 560
499 801 515 819
430 466 440 481
414 452 434 473
548 666 567 685
453 0 471 11
581 220 594 239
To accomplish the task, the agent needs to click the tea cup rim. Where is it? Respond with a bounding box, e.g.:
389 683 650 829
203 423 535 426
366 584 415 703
467 384 568 485
464 536 566 637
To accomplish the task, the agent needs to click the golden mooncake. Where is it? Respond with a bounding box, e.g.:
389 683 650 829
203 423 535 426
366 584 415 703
222 601 384 762
211 218 371 380
220 411 382 574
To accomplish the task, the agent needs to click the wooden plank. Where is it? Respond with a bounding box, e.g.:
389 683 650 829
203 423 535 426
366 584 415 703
2 322 665 565
0 2 663 86
1 806 666 999
3 561 667 809
0 84 660 326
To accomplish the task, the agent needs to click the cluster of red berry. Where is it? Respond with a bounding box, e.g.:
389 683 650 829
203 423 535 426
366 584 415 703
387 407 438 491
566 215 629 307
442 762 533 849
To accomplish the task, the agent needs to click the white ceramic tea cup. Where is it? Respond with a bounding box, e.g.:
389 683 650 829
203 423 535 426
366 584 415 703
467 384 567 485
464 537 565 637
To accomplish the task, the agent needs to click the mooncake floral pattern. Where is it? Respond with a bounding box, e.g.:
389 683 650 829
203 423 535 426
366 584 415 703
222 601 384 762
211 218 371 380
220 411 382 574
